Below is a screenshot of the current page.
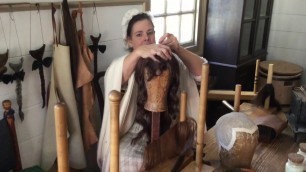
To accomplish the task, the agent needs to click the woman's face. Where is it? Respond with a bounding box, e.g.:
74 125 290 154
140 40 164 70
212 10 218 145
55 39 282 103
127 19 155 50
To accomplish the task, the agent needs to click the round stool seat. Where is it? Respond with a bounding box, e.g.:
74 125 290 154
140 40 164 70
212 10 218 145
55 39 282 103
259 60 303 76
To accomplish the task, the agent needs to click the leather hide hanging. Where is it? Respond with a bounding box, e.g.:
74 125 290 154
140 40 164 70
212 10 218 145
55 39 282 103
72 3 98 150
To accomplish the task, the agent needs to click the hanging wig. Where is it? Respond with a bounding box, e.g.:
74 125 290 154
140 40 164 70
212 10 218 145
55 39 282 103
132 55 180 144
9 58 25 121
253 84 282 111
0 50 9 76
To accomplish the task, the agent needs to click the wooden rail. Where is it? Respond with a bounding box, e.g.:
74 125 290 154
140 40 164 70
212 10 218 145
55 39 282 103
0 0 148 12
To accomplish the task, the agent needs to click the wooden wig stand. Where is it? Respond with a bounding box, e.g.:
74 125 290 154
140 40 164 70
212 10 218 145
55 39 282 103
144 66 171 142
150 63 212 171
108 63 211 171
2 100 22 172
182 63 212 171
151 112 160 142
6 117 22 171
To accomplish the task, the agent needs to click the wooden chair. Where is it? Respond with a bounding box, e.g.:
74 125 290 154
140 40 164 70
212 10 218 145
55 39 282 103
54 103 69 172
107 63 211 171
221 84 242 112
208 60 276 113
181 63 213 171
52 62 209 172
52 63 272 172
207 59 260 101
263 64 274 109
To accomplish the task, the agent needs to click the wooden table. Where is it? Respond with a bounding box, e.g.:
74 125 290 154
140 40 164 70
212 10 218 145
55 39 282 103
203 103 299 172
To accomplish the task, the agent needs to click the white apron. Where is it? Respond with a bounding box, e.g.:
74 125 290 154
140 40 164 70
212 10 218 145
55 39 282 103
41 44 86 170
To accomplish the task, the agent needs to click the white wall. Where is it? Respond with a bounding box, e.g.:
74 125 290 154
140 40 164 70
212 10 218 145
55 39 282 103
267 0 306 84
0 3 143 169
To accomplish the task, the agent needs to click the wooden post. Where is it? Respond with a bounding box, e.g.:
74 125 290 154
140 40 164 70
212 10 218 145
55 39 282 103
234 84 241 112
253 59 260 94
264 64 274 109
196 63 209 171
6 118 22 171
151 112 160 142
54 103 69 172
179 91 187 122
109 90 121 172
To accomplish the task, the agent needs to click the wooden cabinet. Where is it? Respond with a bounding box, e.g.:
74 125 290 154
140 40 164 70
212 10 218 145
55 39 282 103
204 0 273 90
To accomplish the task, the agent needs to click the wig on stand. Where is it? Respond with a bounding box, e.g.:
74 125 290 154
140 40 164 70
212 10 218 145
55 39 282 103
133 55 180 144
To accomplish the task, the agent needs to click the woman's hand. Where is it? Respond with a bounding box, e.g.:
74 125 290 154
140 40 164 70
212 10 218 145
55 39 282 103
158 33 180 53
134 44 173 62
122 43 173 84
159 33 205 76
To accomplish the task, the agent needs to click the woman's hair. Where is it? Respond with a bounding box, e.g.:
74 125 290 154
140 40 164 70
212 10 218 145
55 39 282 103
126 13 154 52
132 56 180 144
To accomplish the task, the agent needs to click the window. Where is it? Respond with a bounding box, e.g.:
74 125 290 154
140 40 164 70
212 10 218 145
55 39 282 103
150 0 207 55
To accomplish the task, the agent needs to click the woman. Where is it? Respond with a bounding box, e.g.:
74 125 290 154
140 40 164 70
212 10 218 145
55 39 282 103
97 9 207 171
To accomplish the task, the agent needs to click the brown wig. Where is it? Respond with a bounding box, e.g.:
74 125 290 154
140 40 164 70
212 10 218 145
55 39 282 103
132 56 180 144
